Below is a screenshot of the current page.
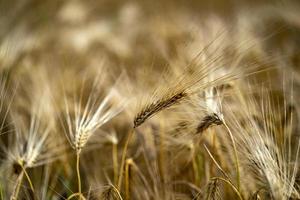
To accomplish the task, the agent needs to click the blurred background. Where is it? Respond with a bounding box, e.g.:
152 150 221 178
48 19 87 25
1 0 300 199
0 0 299 76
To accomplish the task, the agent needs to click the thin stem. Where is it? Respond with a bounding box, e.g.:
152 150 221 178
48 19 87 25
20 165 35 194
113 142 119 185
0 183 3 200
125 159 132 200
10 171 24 200
76 152 82 199
158 120 166 198
204 144 230 180
223 122 241 192
209 130 215 180
192 150 200 187
117 129 134 190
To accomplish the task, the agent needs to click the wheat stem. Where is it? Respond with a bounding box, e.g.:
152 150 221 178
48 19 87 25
117 129 134 190
192 150 200 186
113 142 119 185
0 184 3 200
76 152 82 199
223 122 241 192
11 164 35 200
10 171 24 200
125 159 133 200
20 165 35 195
158 120 166 194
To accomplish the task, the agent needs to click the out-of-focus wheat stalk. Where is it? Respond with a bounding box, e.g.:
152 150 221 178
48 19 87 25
61 71 126 199
226 86 300 200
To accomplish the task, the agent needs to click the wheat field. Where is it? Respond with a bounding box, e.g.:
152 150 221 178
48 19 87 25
0 0 299 199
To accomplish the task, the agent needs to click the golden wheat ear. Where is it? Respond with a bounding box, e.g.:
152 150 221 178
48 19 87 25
134 91 187 128
133 66 241 129
196 113 223 134
61 70 127 153
132 31 264 129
